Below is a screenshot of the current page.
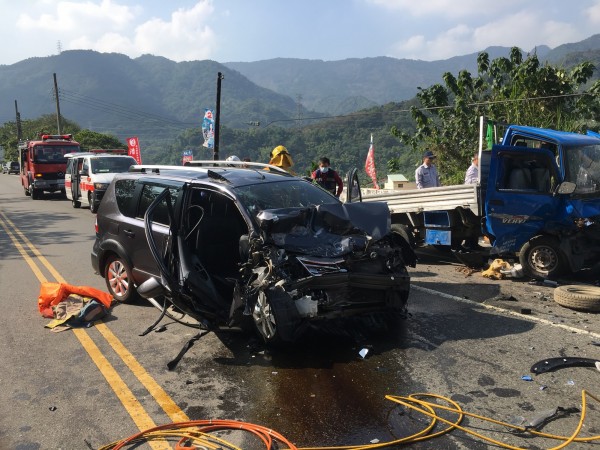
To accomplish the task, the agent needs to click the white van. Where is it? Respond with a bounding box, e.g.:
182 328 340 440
65 150 137 213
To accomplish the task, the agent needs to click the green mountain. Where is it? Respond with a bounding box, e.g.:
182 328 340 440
0 50 315 158
1 34 598 168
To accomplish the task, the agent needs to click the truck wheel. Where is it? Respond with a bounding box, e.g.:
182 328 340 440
519 236 566 280
104 254 137 303
30 187 42 200
72 199 81 208
252 287 299 345
554 285 600 312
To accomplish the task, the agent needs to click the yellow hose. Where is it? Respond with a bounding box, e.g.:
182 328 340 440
99 390 600 449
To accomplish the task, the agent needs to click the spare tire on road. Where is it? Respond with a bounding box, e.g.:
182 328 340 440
554 285 600 312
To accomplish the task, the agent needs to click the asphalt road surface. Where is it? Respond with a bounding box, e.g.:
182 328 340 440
1 173 599 450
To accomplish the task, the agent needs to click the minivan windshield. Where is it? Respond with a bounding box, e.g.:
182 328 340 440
91 156 136 174
235 179 340 218
564 144 600 194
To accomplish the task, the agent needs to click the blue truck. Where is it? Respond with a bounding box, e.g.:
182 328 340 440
352 119 600 279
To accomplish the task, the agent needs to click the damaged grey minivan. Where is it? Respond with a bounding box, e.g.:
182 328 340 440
91 162 415 344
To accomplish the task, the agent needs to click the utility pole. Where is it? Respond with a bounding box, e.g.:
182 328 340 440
14 100 22 141
213 72 224 161
53 73 62 134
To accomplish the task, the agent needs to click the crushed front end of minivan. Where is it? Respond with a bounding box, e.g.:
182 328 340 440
141 175 414 345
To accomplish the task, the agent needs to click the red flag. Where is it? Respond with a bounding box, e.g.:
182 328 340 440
127 136 142 164
365 134 380 189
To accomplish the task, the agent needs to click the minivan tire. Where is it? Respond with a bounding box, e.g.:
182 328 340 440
104 254 137 303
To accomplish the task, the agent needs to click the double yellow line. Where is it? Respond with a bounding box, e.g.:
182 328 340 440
0 210 189 449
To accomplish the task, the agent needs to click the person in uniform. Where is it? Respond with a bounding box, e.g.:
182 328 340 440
415 150 440 189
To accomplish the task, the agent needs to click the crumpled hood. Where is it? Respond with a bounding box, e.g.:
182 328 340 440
256 202 391 257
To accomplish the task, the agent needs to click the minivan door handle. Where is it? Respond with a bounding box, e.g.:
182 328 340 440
123 229 135 238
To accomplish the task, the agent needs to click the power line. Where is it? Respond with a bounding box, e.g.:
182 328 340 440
259 91 598 127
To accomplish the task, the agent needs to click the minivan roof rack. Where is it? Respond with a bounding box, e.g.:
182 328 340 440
184 160 292 175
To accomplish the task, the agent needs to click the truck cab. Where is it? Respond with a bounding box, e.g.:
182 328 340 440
65 149 136 213
19 134 81 199
484 125 600 278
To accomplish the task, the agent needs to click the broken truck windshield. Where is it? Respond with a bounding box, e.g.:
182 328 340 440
564 144 600 194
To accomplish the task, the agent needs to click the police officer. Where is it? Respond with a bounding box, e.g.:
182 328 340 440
415 150 441 189
312 157 344 197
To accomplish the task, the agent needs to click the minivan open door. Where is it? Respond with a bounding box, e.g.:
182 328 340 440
345 168 362 203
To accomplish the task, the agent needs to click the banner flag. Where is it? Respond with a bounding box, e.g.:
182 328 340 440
126 136 142 164
182 149 194 165
365 134 380 189
486 120 495 150
202 109 215 149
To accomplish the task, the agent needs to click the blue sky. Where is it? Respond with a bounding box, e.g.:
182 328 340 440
2 0 600 65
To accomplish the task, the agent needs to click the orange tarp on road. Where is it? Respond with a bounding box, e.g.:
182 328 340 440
38 282 113 318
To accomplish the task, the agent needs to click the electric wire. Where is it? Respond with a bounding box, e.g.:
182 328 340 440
98 390 599 450
30 86 597 136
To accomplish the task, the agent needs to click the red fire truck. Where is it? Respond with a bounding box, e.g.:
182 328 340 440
19 134 81 199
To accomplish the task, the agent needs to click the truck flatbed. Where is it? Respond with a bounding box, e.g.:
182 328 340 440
361 183 479 214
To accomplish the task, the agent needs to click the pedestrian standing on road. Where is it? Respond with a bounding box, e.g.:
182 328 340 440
464 153 479 184
311 157 344 198
415 150 441 189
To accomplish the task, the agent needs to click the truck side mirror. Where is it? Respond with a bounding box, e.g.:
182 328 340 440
556 181 576 195
79 169 88 176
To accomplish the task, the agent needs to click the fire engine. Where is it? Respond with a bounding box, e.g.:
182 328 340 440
19 134 81 199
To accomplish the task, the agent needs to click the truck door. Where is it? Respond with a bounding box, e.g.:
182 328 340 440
485 145 560 253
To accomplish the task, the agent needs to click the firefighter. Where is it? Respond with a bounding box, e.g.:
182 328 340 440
311 157 344 198
268 145 296 175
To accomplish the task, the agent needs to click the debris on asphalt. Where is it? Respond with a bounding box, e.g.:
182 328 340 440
566 380 575 386
482 259 512 280
521 375 533 381
531 356 600 374
456 266 477 277
359 348 370 359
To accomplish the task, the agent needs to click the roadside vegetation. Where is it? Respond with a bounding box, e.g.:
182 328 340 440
1 48 598 186
393 47 600 184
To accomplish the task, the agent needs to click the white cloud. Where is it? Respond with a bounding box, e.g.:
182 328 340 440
17 0 136 33
390 9 584 60
366 0 521 19
133 1 216 61
15 0 217 62
587 0 600 23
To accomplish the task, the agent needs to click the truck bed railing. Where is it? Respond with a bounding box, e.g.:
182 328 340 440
362 184 479 214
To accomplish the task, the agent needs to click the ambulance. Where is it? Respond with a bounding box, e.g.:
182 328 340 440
65 149 137 213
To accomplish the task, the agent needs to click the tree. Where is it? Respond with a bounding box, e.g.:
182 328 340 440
393 48 600 184
0 116 127 161
74 129 127 151
0 115 80 161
